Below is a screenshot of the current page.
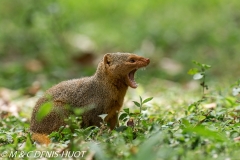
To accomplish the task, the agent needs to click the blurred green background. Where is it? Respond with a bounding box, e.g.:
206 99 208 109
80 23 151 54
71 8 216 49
1 0 240 90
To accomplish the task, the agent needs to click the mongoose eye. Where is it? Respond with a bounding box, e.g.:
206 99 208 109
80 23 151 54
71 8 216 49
129 59 135 63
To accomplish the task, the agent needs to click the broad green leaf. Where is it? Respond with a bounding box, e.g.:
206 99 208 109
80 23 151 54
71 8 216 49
133 101 141 107
197 115 206 121
188 104 196 112
143 97 153 104
136 132 163 160
139 96 143 104
193 73 204 80
124 127 134 141
129 113 138 117
24 133 34 151
192 60 202 67
188 68 199 75
61 128 72 134
184 125 227 142
123 108 130 114
119 113 128 121
115 126 128 132
192 60 211 70
202 64 211 69
181 118 191 128
36 102 53 122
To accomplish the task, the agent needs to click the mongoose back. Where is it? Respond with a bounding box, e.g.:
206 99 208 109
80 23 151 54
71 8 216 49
30 52 150 144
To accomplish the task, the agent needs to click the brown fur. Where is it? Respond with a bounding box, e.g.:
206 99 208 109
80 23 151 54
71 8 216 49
30 53 150 144
31 133 50 145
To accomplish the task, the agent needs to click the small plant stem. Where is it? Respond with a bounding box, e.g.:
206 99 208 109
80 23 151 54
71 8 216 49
202 75 205 98
140 99 142 114
139 97 142 114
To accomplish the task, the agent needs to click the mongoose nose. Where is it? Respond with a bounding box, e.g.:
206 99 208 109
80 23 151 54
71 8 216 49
146 58 150 64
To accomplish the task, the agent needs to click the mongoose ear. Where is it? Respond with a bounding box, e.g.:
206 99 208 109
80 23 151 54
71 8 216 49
104 54 111 66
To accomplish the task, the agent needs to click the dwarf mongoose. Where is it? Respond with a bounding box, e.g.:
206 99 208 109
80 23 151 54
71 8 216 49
30 52 150 144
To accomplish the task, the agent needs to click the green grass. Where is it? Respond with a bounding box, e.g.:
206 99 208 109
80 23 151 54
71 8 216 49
1 77 240 160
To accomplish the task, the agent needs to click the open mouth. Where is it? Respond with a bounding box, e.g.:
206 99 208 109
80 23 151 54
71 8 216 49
128 69 138 88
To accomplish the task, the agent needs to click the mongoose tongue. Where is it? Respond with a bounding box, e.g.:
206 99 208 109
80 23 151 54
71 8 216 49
128 69 138 88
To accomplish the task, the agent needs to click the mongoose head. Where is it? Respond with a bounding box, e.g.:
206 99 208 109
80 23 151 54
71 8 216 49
102 53 150 88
